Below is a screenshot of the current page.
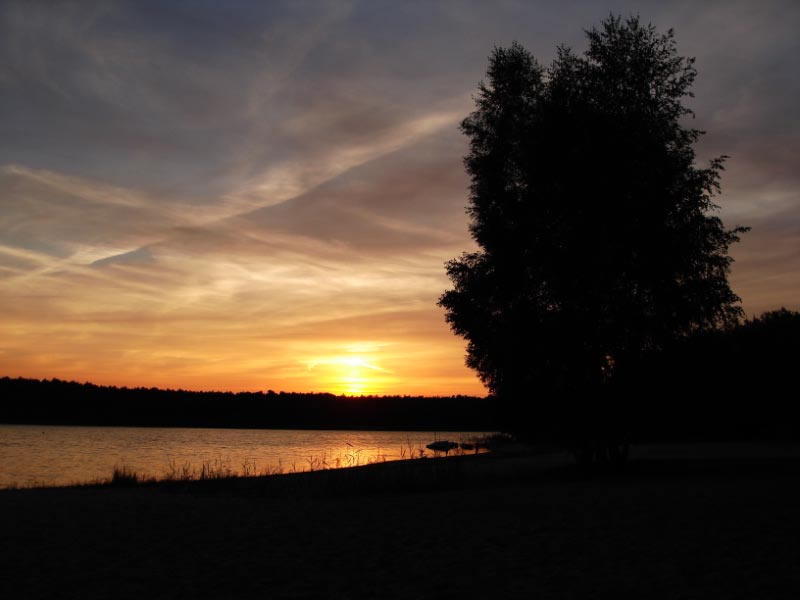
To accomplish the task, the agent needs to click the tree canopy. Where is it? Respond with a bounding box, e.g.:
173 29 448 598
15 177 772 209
439 16 747 440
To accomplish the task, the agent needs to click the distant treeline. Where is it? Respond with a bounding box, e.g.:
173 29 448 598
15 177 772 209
0 378 494 431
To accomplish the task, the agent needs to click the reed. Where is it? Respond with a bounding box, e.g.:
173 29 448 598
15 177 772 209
109 465 150 487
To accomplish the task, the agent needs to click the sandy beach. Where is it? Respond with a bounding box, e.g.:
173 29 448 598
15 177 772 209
2 444 799 599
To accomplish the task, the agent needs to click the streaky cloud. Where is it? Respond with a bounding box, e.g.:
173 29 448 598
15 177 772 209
91 247 153 268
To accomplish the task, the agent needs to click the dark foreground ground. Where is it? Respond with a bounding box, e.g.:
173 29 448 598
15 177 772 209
2 444 799 599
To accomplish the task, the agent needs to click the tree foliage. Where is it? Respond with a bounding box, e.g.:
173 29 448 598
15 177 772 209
439 16 747 436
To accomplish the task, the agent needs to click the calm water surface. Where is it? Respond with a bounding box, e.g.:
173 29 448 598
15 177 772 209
0 425 490 488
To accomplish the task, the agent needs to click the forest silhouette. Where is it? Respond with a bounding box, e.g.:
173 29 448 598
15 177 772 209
0 377 491 431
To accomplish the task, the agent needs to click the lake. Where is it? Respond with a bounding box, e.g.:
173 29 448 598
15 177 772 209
0 424 491 488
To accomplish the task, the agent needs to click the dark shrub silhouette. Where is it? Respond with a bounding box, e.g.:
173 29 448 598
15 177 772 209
629 308 800 441
439 16 747 458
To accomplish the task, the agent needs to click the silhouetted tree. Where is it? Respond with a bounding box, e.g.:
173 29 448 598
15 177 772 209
439 16 747 458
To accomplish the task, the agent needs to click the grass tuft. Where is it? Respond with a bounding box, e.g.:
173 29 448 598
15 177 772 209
110 466 142 487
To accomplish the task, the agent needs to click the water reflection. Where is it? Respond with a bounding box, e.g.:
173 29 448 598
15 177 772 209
0 425 491 488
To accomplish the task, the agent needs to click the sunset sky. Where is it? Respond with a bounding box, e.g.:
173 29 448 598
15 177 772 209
1 1 798 396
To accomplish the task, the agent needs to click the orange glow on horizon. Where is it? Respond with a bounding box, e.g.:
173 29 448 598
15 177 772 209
0 308 487 396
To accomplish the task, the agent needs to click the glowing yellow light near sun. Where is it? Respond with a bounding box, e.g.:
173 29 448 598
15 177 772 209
306 352 390 396
337 356 379 396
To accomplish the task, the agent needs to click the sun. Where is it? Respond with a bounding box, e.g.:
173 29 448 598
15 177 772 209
336 356 376 395
306 352 390 396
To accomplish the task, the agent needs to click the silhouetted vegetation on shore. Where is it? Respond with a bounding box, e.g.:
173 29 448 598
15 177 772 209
514 308 800 445
440 17 749 461
625 308 800 441
0 377 493 431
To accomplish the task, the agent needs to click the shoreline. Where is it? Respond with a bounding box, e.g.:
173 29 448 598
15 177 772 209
3 444 800 598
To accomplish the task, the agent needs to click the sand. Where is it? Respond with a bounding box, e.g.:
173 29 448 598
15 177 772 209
2 444 799 599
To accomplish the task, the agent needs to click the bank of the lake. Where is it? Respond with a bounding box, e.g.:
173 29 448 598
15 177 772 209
2 443 799 599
